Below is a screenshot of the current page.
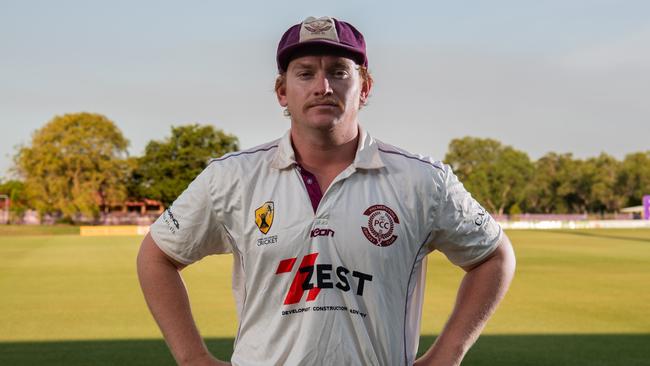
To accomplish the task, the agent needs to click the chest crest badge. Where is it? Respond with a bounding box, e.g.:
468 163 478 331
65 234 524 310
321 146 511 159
255 201 275 234
361 204 400 247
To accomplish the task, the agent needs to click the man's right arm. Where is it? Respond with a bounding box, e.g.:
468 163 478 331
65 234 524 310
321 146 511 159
136 233 229 366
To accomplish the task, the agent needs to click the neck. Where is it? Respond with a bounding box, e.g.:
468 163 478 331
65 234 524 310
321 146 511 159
290 121 359 172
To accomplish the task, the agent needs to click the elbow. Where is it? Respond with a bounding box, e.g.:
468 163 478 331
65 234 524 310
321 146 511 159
499 234 517 283
136 235 150 280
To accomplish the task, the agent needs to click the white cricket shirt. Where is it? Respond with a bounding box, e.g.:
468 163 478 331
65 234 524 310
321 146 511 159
150 127 502 366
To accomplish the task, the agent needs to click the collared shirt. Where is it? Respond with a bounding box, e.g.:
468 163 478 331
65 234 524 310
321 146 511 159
150 127 502 366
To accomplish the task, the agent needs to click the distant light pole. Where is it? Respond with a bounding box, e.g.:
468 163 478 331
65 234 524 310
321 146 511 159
0 194 8 225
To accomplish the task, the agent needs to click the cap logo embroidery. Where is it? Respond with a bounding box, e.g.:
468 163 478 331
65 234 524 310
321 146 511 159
299 16 339 42
304 18 333 34
255 201 275 235
361 205 400 247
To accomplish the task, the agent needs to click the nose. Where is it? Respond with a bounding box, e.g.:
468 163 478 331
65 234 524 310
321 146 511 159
313 72 333 96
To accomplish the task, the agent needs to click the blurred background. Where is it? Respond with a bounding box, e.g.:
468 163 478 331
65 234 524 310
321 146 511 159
1 1 649 365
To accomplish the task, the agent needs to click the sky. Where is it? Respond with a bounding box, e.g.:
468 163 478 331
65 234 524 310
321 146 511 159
1 0 649 180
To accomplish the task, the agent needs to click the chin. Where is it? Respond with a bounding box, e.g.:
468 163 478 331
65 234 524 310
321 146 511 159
293 111 355 131
302 114 342 129
308 119 340 131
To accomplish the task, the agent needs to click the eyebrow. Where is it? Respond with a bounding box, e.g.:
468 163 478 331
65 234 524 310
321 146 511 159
291 59 354 72
329 60 353 69
291 62 316 71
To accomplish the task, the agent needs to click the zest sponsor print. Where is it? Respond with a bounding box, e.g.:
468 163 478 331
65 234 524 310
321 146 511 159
282 305 368 318
275 252 373 305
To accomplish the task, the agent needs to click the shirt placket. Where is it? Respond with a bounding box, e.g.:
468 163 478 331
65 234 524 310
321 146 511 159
296 165 323 214
295 164 358 216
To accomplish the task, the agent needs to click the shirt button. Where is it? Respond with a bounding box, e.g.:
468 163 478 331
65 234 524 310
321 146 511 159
306 178 313 184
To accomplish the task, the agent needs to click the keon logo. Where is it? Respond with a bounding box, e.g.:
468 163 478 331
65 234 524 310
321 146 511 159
310 228 335 238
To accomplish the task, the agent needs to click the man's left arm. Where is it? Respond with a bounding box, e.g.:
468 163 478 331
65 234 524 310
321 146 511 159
415 233 516 366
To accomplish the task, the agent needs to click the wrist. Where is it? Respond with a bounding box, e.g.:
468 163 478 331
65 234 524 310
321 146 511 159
178 350 217 366
416 336 467 366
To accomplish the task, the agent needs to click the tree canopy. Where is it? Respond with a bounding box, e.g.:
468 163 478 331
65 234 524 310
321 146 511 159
618 152 650 207
446 138 650 215
7 112 649 219
129 124 239 206
14 113 130 221
444 137 533 215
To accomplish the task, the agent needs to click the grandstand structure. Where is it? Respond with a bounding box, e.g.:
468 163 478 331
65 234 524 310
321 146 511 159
620 205 645 220
3 198 164 225
98 198 164 225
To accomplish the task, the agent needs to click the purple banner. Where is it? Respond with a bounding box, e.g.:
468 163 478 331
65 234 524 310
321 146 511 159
644 195 650 220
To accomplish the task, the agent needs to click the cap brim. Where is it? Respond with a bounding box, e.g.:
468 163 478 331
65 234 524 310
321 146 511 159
277 39 367 72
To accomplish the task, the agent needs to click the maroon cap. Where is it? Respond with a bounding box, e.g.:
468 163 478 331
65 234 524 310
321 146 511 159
276 16 367 73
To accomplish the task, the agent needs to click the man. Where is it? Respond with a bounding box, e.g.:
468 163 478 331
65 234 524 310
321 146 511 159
137 16 516 366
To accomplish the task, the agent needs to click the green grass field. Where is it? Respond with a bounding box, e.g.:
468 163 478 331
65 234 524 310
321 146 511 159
1 229 649 365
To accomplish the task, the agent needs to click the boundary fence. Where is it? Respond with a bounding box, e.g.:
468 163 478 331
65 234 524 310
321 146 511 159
80 225 150 236
78 220 650 236
499 220 650 230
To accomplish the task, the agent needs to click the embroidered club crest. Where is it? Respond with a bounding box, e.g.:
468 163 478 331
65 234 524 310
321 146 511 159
303 17 333 34
255 201 275 235
361 204 400 247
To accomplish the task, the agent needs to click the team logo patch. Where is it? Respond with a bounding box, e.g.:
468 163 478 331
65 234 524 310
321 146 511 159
361 205 400 247
255 201 274 235
303 18 333 34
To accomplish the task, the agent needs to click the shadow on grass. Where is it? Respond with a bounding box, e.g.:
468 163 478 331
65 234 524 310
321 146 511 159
1 334 648 365
546 229 650 244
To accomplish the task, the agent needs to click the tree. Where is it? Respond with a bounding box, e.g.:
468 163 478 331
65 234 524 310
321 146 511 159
14 113 130 221
583 153 624 214
525 153 580 213
130 124 239 206
618 151 650 207
514 152 626 215
0 179 28 222
444 137 533 215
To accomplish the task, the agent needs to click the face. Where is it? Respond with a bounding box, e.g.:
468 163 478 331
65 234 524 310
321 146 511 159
276 55 371 132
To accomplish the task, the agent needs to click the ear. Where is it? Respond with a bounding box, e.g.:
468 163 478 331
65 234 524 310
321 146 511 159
276 76 288 107
359 76 373 105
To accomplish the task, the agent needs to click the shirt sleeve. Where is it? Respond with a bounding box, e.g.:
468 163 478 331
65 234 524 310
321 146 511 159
429 164 502 267
149 163 232 265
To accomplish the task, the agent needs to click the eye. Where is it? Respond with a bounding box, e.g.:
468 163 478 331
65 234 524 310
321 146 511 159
332 69 350 79
296 71 314 79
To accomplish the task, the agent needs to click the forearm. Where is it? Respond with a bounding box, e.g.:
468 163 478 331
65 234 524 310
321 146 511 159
417 236 516 365
137 235 217 365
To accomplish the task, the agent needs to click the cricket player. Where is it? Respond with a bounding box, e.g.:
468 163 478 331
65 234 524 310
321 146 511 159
137 16 516 366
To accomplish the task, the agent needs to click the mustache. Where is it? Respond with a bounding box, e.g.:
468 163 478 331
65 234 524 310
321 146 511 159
304 97 344 111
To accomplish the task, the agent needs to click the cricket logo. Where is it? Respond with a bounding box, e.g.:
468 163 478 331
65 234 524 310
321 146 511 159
361 204 400 247
255 201 275 235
